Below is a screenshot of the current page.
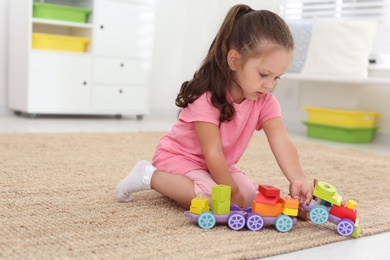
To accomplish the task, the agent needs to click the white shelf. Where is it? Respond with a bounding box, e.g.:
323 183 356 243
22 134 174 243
282 73 390 85
32 18 93 29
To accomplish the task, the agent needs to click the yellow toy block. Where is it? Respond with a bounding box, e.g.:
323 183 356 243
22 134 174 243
212 185 231 202
280 196 299 209
190 205 210 214
347 200 357 210
252 200 282 217
190 195 209 208
313 189 342 206
190 193 210 214
212 200 230 215
282 207 298 216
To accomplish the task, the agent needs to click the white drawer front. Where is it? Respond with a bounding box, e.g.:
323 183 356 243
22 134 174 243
92 85 148 111
93 58 150 85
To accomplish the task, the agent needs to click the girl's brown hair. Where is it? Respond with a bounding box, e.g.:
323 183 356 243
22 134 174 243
175 5 294 122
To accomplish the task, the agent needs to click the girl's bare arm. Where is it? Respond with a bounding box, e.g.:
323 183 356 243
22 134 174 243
194 121 246 208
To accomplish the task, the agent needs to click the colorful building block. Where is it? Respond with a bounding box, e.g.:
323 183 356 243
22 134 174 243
258 185 280 197
212 185 231 201
315 181 337 196
282 207 298 216
190 205 210 214
280 196 299 209
313 189 342 206
212 200 230 215
255 192 279 205
298 206 310 220
346 200 357 210
252 200 283 217
189 192 210 214
329 204 357 223
352 218 360 238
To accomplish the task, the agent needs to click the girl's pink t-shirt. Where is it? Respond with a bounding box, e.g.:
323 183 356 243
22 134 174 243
152 92 281 174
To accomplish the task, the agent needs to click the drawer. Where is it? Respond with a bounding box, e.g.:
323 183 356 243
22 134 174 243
93 58 150 85
92 85 148 111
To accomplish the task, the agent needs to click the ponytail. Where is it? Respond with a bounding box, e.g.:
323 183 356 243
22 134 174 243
176 5 293 122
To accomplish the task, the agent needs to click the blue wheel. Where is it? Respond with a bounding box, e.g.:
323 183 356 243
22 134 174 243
227 212 246 230
337 218 355 236
309 205 329 224
275 215 293 232
246 213 264 231
197 212 216 229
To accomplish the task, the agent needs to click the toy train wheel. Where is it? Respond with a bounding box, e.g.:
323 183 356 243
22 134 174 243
227 212 246 230
246 213 264 231
198 212 216 229
337 218 355 236
275 215 293 232
309 205 329 224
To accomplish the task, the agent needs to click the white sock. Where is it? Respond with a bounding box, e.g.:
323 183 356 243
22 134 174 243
115 160 156 202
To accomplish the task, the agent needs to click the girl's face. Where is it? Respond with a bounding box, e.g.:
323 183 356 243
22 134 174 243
228 48 292 103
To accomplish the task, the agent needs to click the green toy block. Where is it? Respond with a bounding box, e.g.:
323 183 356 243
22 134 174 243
212 185 231 202
313 189 342 206
212 200 230 215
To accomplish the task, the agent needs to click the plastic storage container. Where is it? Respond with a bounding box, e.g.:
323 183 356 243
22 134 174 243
304 106 380 128
33 2 91 23
32 33 90 52
303 121 378 143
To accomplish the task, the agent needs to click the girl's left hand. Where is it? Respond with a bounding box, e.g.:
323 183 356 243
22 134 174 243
289 179 313 204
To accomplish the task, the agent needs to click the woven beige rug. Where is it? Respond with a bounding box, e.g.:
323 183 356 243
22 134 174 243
1 132 389 259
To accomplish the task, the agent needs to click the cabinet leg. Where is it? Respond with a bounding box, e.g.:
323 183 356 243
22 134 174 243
114 114 123 119
136 115 144 121
24 113 37 119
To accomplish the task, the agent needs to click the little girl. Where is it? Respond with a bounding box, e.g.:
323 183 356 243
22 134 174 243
116 4 313 209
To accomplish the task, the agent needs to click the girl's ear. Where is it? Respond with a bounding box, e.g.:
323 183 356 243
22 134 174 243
227 49 241 71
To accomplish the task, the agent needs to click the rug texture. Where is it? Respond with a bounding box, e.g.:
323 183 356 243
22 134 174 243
1 132 389 259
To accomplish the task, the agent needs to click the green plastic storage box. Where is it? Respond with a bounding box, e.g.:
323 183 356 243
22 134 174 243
303 121 378 143
33 2 91 23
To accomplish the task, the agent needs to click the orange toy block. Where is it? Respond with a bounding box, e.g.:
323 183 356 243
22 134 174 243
255 192 280 205
252 200 283 217
258 185 280 197
280 196 299 209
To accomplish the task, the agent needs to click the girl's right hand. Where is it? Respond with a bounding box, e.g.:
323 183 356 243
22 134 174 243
231 190 246 209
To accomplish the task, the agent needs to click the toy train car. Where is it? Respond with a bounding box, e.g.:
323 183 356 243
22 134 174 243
184 184 299 232
299 181 360 238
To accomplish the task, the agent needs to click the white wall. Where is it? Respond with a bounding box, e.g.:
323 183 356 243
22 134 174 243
0 0 9 114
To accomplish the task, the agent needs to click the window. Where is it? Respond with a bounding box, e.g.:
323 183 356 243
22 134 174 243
279 0 390 21
279 0 390 55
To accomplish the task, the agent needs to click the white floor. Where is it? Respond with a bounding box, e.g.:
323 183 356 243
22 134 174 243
1 112 390 259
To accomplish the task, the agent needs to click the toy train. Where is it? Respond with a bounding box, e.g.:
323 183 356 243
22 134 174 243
184 184 299 233
184 181 360 238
